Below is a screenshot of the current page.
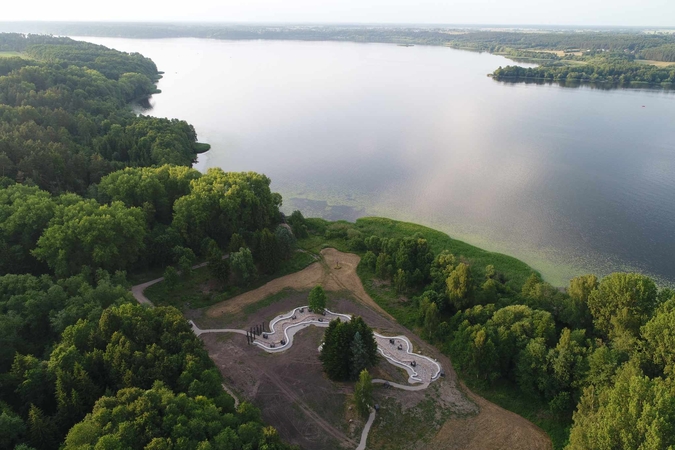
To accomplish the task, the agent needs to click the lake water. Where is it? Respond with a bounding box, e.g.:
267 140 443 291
76 37 675 286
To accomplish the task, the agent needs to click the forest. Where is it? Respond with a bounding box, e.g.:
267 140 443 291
3 23 674 89
3 23 675 61
298 218 675 449
0 34 296 450
2 31 674 450
492 52 675 85
0 34 202 196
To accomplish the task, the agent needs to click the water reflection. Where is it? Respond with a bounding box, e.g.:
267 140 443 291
79 37 675 286
496 78 675 91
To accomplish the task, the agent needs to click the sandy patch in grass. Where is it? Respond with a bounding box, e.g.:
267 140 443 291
206 248 394 320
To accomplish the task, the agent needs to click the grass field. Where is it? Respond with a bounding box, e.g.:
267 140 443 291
0 51 23 58
636 59 675 68
145 250 316 309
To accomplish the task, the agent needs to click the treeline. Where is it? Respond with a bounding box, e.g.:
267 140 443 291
306 219 675 449
639 43 675 62
0 279 293 450
0 36 297 450
3 24 675 61
0 164 295 448
0 33 201 194
320 316 378 381
493 55 675 85
441 31 675 57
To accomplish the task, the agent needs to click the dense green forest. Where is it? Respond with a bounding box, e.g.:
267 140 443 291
2 31 675 450
298 217 675 449
0 34 296 450
320 315 378 381
492 52 675 85
0 33 204 196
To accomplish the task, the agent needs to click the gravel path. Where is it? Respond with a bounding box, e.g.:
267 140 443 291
356 410 377 450
221 383 240 408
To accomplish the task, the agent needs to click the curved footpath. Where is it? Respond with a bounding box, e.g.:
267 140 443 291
131 261 209 305
356 410 377 450
191 306 443 450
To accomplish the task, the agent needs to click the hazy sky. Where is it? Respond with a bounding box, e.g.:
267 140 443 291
3 0 674 27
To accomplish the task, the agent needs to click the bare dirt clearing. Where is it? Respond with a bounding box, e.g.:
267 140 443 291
206 248 394 321
199 249 552 450
428 385 552 450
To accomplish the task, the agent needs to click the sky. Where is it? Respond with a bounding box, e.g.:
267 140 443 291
2 0 674 27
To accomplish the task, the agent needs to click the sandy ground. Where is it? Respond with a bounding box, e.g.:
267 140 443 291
206 248 394 321
427 385 552 450
202 249 552 450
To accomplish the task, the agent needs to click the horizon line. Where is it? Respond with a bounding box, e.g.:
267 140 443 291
1 20 674 29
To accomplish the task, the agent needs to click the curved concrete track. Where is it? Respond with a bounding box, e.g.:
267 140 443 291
191 306 443 450
190 306 442 385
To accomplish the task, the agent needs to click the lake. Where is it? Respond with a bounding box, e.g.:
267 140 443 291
76 37 675 286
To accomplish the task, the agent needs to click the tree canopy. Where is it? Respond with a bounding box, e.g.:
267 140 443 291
308 286 327 314
320 317 378 381
0 34 290 450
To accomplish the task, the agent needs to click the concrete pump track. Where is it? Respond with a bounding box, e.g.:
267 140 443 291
131 248 552 450
190 306 443 449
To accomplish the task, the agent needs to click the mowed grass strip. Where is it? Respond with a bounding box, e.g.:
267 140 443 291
0 51 25 58
145 250 316 309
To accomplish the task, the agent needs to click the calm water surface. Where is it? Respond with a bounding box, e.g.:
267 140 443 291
78 37 675 285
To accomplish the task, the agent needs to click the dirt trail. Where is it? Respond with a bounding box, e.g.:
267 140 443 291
206 248 394 321
264 370 357 448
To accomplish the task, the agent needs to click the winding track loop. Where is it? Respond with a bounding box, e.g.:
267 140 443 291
191 307 442 450
190 305 442 384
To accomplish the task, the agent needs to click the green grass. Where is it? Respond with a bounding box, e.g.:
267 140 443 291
0 51 23 58
296 233 353 254
302 216 567 447
355 217 534 287
145 265 213 308
304 216 535 290
357 264 418 327
368 385 462 449
636 59 675 68
145 250 316 309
